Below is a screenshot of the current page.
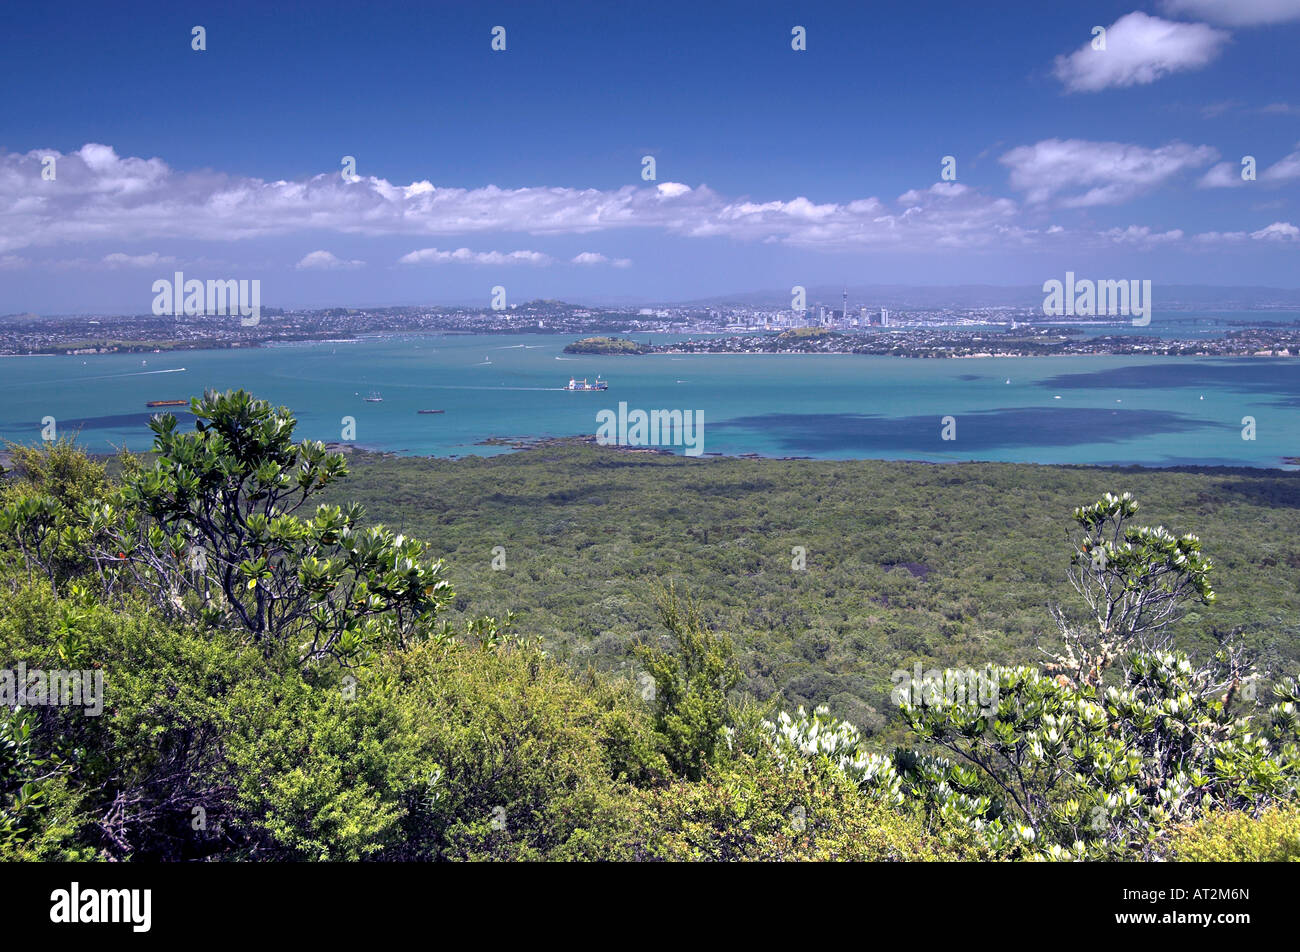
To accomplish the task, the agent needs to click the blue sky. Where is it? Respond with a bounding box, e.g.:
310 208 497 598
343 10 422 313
1 0 1298 312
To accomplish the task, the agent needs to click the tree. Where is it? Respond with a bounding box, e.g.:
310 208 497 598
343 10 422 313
634 585 740 780
1049 491 1216 688
79 390 452 667
0 437 109 592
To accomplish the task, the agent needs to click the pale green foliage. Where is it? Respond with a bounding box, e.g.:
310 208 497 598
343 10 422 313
764 705 902 803
1060 492 1216 682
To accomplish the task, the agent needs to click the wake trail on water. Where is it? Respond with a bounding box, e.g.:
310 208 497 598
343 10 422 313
0 367 188 390
416 385 567 392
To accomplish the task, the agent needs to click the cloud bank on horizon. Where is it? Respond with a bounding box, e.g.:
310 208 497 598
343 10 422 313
1 0 1298 307
1 137 1295 272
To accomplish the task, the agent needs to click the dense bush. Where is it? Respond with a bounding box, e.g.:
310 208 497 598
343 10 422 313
323 445 1300 742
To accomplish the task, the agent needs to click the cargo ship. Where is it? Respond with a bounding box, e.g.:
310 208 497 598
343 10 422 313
145 399 188 408
566 377 607 391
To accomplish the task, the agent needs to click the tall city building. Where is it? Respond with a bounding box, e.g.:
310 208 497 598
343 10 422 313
880 307 889 327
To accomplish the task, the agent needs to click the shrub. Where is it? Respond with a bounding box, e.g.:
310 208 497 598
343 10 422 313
1170 805 1300 862
626 753 965 861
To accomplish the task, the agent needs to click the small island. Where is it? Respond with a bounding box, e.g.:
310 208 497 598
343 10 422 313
777 326 837 340
562 336 651 355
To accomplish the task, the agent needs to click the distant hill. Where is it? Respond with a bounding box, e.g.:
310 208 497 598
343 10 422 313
669 284 1300 310
777 326 837 340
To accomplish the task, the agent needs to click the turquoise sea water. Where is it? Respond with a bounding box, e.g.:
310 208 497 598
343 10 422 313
1 332 1297 468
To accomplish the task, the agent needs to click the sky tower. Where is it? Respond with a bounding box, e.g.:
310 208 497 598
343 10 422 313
842 287 849 324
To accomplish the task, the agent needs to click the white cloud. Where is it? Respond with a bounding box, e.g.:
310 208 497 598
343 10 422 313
1100 225 1185 244
296 250 364 270
898 182 970 205
398 247 553 266
0 141 1285 261
1262 145 1300 183
1000 138 1217 205
102 251 176 268
571 252 632 267
1053 13 1229 93
1201 146 1300 186
1251 221 1300 240
1160 0 1300 25
1194 221 1299 241
1197 161 1246 187
0 142 1031 255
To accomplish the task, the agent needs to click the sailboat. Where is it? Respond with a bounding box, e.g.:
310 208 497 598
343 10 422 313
364 391 383 403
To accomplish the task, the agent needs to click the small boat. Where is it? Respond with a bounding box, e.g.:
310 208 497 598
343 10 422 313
566 377 608 391
146 399 188 408
417 409 445 414
364 391 383 403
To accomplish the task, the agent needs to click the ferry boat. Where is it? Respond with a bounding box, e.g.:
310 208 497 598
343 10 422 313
145 399 188 408
566 377 608 391
364 391 383 403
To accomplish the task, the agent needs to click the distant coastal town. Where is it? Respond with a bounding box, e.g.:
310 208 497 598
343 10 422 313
565 325 1300 359
2 297 1299 358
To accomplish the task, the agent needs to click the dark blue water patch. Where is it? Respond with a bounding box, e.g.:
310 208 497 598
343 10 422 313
1101 456 1280 469
712 407 1226 454
956 374 983 381
0 413 160 433
1037 359 1300 407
